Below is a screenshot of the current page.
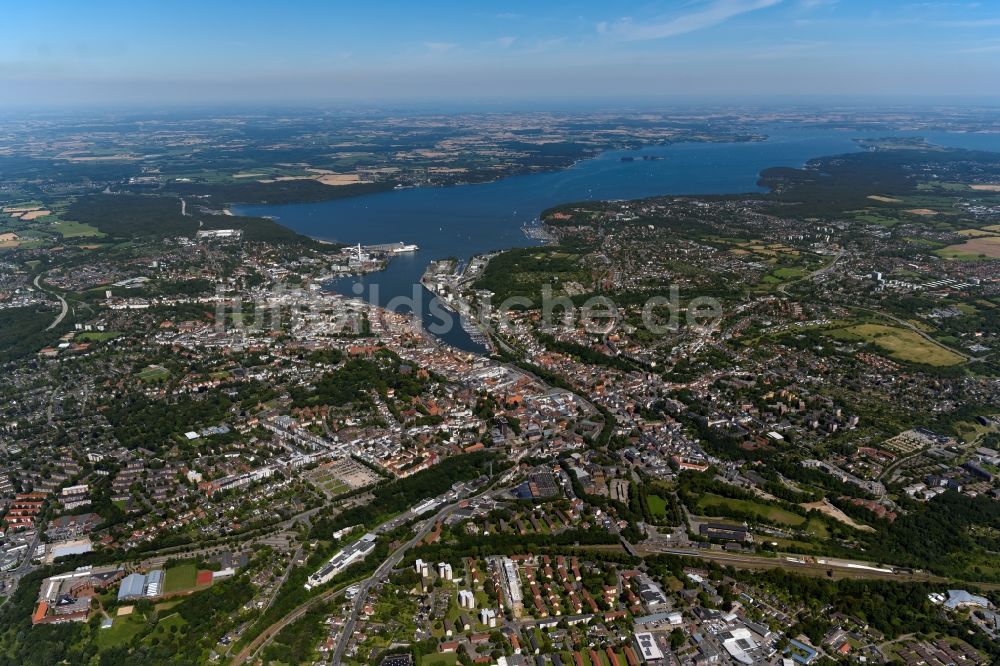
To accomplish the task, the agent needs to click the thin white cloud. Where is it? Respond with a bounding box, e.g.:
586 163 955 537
422 42 458 53
950 41 1000 53
798 0 836 9
602 0 784 41
492 36 517 49
743 39 828 58
514 38 568 55
938 17 1000 26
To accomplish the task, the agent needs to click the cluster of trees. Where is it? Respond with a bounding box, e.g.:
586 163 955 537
103 390 234 450
0 568 91 666
863 491 1000 580
749 570 998 657
630 481 683 527
537 333 642 372
411 527 618 562
259 603 332 664
165 178 393 206
67 195 197 239
0 304 69 362
676 470 810 526
66 193 332 248
290 352 428 411
0 565 254 666
474 247 586 303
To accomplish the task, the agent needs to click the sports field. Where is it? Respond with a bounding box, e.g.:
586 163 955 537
137 365 171 382
163 563 200 594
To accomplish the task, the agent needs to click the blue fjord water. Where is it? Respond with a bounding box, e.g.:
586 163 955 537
234 126 1000 353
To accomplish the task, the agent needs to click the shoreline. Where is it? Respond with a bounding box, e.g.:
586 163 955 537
227 133 772 223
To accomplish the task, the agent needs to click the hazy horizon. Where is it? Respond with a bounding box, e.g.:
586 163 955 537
5 0 1000 108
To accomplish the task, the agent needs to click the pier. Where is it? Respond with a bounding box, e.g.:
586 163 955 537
364 241 418 254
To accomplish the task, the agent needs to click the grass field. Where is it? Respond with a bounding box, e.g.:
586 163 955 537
54 219 105 238
771 267 809 279
157 612 187 633
76 330 120 342
322 479 349 495
163 563 199 594
137 365 171 383
96 612 146 648
420 654 458 666
695 492 807 528
646 494 668 520
953 419 999 443
827 323 965 366
804 517 829 539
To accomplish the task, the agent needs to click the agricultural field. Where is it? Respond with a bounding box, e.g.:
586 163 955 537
935 234 1000 260
826 323 965 366
852 209 903 227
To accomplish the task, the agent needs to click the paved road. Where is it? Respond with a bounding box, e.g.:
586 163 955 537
232 483 497 666
232 580 351 665
774 250 976 363
778 248 844 295
138 507 319 567
34 274 68 330
0 531 44 607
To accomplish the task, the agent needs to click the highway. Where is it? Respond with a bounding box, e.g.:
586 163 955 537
34 274 68 330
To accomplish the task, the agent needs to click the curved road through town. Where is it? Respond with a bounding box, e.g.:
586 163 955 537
34 274 68 330
232 580 352 665
328 489 499 665
231 483 501 666
775 250 976 363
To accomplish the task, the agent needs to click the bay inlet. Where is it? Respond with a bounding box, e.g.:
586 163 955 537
234 126 1000 353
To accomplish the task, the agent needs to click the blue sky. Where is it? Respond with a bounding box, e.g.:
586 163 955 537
2 0 1000 106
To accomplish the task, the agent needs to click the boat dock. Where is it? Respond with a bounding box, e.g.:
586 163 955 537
365 241 419 254
521 222 555 242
